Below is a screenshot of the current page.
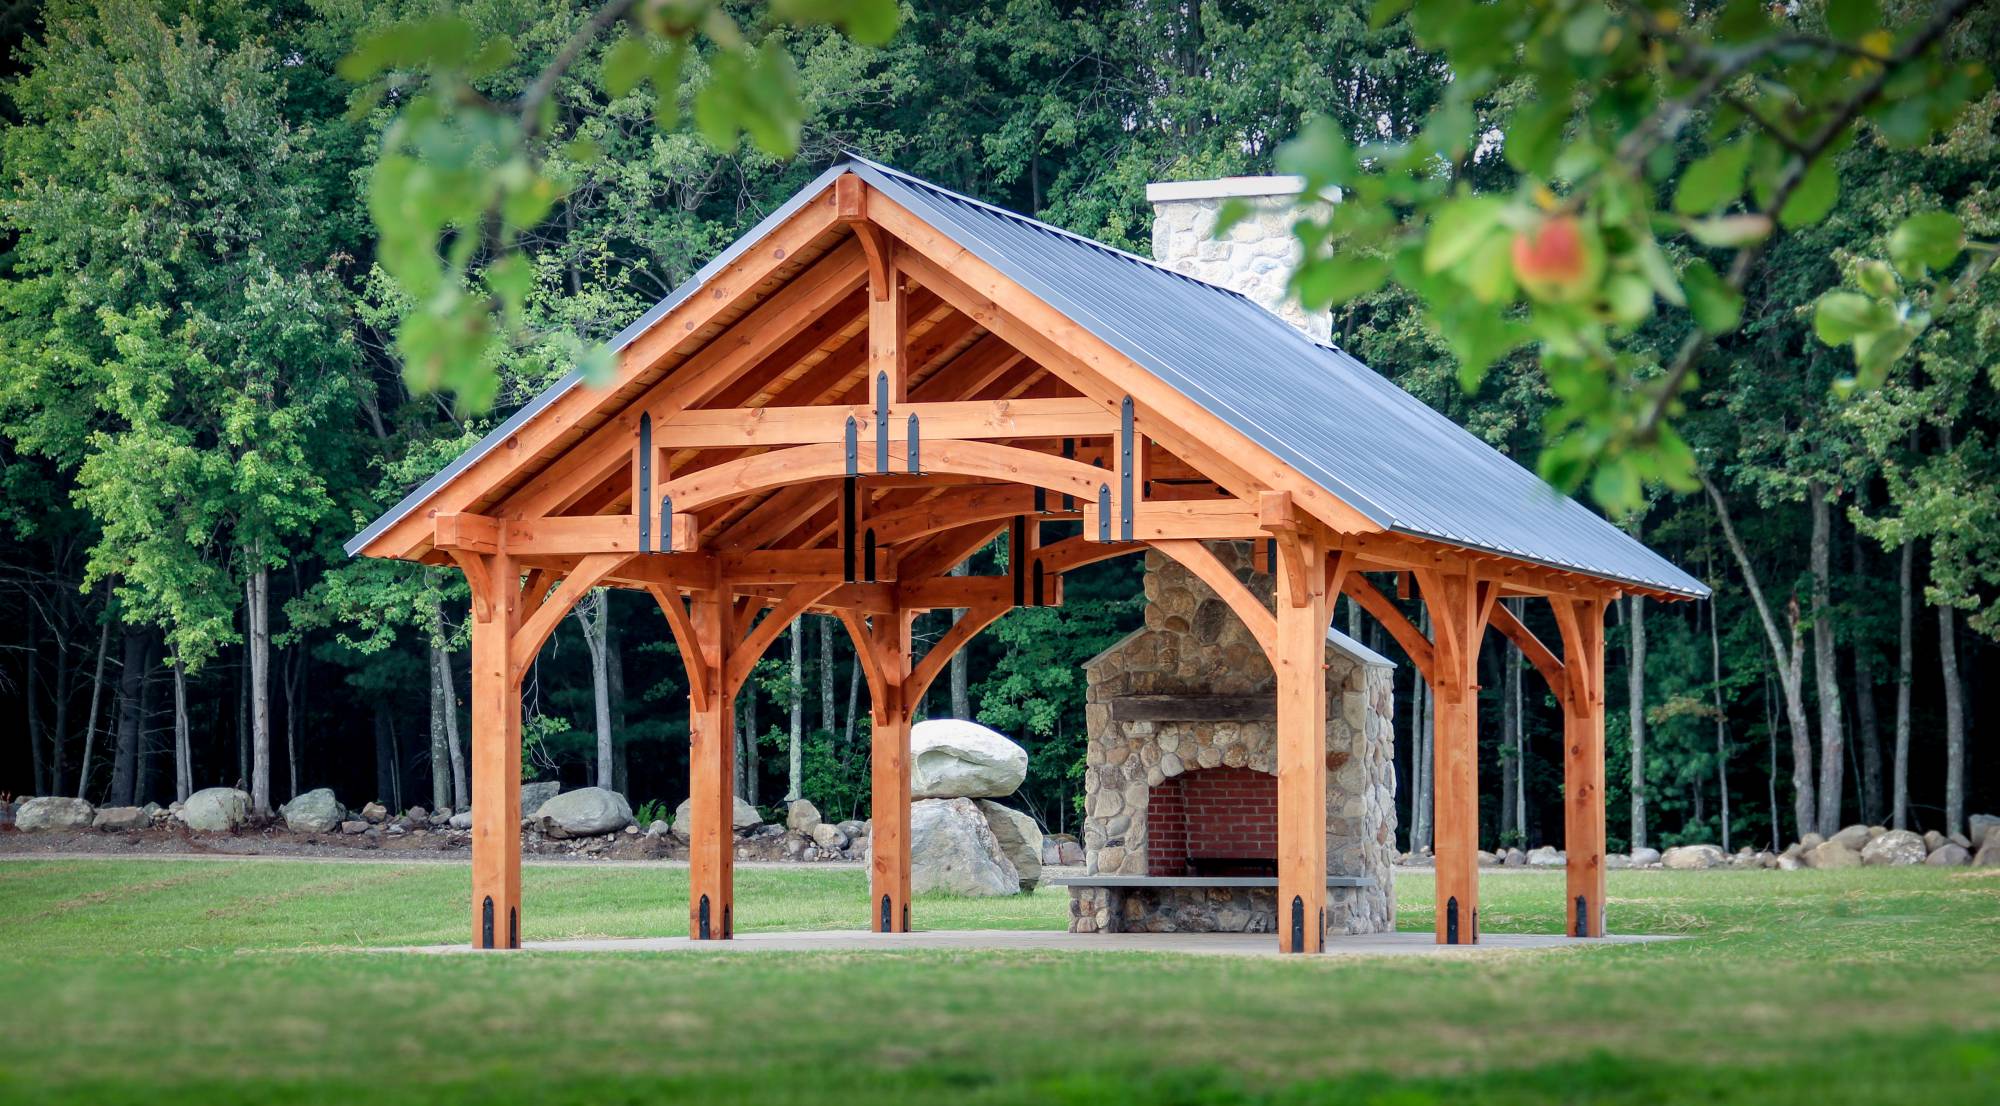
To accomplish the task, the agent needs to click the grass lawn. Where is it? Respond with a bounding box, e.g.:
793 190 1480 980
0 859 1995 1105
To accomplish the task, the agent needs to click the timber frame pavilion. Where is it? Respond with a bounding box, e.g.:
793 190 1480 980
347 156 1708 953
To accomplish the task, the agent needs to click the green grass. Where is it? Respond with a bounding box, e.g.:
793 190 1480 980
0 859 1995 1105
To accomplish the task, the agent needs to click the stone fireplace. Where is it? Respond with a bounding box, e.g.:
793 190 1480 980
1066 542 1397 936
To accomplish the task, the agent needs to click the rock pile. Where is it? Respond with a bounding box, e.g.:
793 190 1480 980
1399 817 1999 871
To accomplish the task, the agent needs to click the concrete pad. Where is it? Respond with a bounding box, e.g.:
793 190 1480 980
379 928 1676 958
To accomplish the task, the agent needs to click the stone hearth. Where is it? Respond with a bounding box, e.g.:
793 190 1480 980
1070 541 1396 937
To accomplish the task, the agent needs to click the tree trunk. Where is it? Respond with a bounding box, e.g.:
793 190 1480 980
844 656 860 746
49 601 74 798
1702 474 1816 841
77 604 112 801
1628 594 1648 850
172 658 192 802
25 608 46 795
1849 533 1883 825
134 640 160 806
429 644 451 812
608 621 629 798
742 677 759 806
948 561 972 719
438 644 468 809
109 627 148 807
787 616 804 801
576 592 613 789
1939 603 1965 837
283 639 304 802
1808 481 1845 836
1892 539 1914 830
1709 596 1731 852
819 616 837 735
246 562 273 816
1500 627 1521 842
373 698 396 809
1411 606 1432 852
1766 676 1781 850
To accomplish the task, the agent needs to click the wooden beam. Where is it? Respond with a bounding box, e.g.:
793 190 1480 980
1107 694 1278 723
688 587 735 939
655 397 1115 449
1490 599 1565 697
657 439 1112 517
906 598 1009 705
1550 593 1609 938
462 549 522 949
1339 573 1436 684
1080 497 1261 541
725 582 839 695
435 512 499 554
362 188 842 560
1273 528 1330 952
507 553 632 679
1415 570 1492 945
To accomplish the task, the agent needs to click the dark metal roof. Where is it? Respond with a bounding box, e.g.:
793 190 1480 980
349 156 1708 599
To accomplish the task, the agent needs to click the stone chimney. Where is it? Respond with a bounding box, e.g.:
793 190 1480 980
1147 176 1333 345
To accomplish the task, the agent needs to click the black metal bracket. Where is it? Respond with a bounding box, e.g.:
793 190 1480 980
907 413 921 474
1446 896 1460 945
637 413 653 552
509 907 519 950
1061 438 1075 511
843 416 859 476
1575 895 1588 938
699 894 712 940
1031 559 1046 607
880 894 892 933
1290 895 1305 953
724 904 732 939
874 371 890 474
1118 396 1135 541
863 528 878 583
1010 516 1029 606
902 903 910 933
481 895 495 949
659 494 674 553
1096 484 1111 542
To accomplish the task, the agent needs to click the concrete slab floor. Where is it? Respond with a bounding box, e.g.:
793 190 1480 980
379 929 1678 958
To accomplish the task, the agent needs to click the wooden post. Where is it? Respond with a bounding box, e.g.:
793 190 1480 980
1419 569 1492 945
688 588 735 939
868 611 915 932
1553 595 1609 937
464 552 522 950
1273 531 1330 953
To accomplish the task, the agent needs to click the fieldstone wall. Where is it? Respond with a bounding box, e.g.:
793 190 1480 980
1079 542 1397 935
1149 183 1333 344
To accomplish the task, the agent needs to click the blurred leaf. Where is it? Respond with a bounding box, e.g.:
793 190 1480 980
1814 291 1890 344
1887 211 1964 276
1683 214 1772 248
603 36 655 97
339 16 475 80
1825 0 1879 43
1294 255 1390 309
1673 139 1750 215
1778 156 1838 229
1423 195 1503 273
1683 261 1742 334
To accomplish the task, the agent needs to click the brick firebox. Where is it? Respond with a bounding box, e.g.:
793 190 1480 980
1146 766 1279 877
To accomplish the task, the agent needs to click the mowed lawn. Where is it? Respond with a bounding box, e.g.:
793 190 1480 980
0 859 1995 1105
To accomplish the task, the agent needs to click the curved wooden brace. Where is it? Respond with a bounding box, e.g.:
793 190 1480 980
657 439 1111 516
837 609 893 714
447 550 499 625
1151 539 1278 662
1034 535 1144 575
644 583 714 713
906 599 1010 706
725 582 839 696
508 553 632 679
1491 600 1566 701
1545 595 1600 710
1341 572 1436 684
865 485 1048 546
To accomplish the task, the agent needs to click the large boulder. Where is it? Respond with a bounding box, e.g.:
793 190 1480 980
92 806 150 832
534 787 632 837
1926 843 1970 867
671 796 763 841
1968 814 1998 847
1803 840 1861 869
1828 824 1873 852
17 797 95 831
1628 846 1662 866
177 788 251 832
279 788 346 834
975 800 1044 892
786 799 822 835
1860 829 1927 867
811 822 849 851
1975 837 2000 869
1662 844 1726 871
891 797 1019 896
519 781 561 818
910 719 1028 799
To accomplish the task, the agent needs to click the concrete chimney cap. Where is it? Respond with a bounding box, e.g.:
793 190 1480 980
1145 176 1340 204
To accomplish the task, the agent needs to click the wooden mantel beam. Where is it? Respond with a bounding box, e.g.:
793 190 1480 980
436 512 698 558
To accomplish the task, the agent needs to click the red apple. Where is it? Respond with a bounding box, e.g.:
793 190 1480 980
1511 214 1601 303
